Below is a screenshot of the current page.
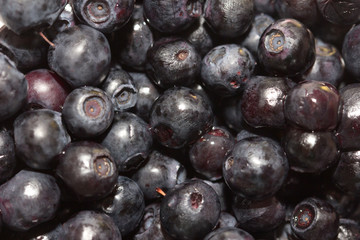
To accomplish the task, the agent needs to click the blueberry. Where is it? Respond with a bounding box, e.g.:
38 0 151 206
216 212 238 229
189 127 234 181
116 3 154 71
204 227 255 240
336 84 360 150
56 141 118 201
129 72 160 121
14 109 71 170
185 16 215 57
342 24 360 81
0 27 48 72
333 150 360 196
48 24 111 88
0 128 16 184
0 53 28 122
132 150 186 201
0 0 66 34
240 75 293 128
133 203 167 240
25 69 70 112
72 0 134 33
202 179 231 211
203 0 254 38
284 80 340 131
317 0 360 25
150 87 214 149
258 18 316 76
91 176 145 236
62 86 114 139
201 44 256 97
275 0 319 27
302 39 345 87
219 97 245 132
146 37 201 89
241 13 275 58
223 136 289 200
62 211 122 239
0 170 61 231
254 0 276 16
282 127 339 174
102 112 153 172
291 197 339 240
160 179 221 240
101 65 138 112
232 196 286 233
143 0 202 33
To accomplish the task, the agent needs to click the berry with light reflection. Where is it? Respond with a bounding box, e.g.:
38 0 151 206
62 86 114 139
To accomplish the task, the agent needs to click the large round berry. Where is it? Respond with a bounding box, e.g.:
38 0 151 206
150 87 214 149
62 86 114 139
258 18 315 76
72 0 134 33
160 180 221 240
284 80 340 131
223 136 289 200
48 24 111 88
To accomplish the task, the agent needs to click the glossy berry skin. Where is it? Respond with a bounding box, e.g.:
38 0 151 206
72 0 134 33
223 136 288 200
0 128 16 184
129 72 160 121
62 211 121 240
201 44 256 97
291 198 339 240
48 24 111 88
333 150 360 196
132 150 186 201
283 127 339 174
302 39 345 87
146 38 201 89
62 86 114 138
0 0 66 34
241 13 275 58
150 87 214 149
160 179 221 240
232 196 286 233
258 18 316 76
337 218 360 240
0 170 61 231
189 127 234 181
143 0 202 33
336 84 360 150
0 53 27 122
102 112 153 172
133 203 167 240
56 141 118 201
204 227 255 240
342 24 360 81
202 180 230 211
117 4 154 71
14 109 71 170
203 0 254 38
101 65 137 112
91 176 145 236
25 69 70 112
284 80 340 131
240 76 293 128
0 27 48 72
317 0 360 26
275 0 319 27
